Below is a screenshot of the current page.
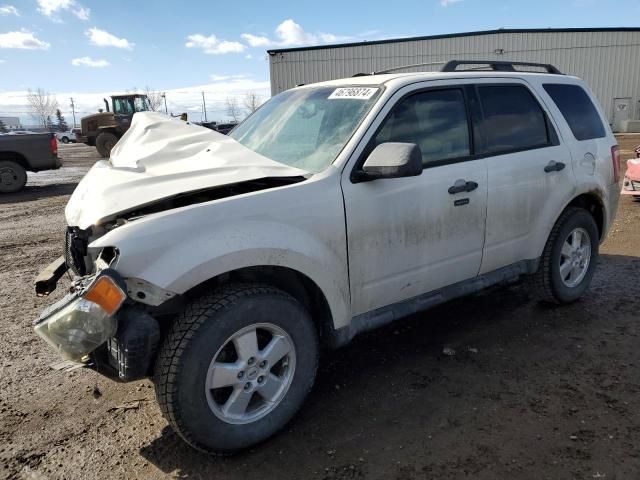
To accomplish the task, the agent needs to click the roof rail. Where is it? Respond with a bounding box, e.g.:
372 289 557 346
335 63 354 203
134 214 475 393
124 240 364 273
441 60 563 74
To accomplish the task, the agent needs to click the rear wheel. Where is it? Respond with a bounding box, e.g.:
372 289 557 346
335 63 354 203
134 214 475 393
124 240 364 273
95 132 118 158
0 160 27 193
531 207 599 304
154 284 319 454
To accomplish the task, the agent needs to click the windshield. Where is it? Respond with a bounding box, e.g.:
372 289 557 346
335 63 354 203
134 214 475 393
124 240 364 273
230 86 381 173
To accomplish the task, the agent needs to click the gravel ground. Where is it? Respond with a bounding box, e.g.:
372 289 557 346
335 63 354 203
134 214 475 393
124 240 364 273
1 139 639 480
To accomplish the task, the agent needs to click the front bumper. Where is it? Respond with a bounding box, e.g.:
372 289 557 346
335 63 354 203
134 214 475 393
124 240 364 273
34 260 162 381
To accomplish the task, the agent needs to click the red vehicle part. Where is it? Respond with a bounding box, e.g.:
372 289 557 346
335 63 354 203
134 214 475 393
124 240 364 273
622 148 640 196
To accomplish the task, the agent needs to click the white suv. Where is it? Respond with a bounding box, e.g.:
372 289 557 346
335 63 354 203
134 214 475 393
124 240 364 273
33 60 620 453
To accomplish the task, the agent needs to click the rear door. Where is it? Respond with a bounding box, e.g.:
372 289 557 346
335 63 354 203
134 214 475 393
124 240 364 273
341 84 488 316
542 83 615 183
474 80 575 274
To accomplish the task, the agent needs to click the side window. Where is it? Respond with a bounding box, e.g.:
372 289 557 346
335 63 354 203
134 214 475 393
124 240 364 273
476 85 550 154
543 84 606 141
372 89 470 166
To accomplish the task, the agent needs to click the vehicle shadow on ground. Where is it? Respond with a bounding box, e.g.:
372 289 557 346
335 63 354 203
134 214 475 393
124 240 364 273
0 183 77 204
138 254 640 478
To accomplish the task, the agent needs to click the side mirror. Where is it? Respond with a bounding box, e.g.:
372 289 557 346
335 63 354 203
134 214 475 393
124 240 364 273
356 142 423 182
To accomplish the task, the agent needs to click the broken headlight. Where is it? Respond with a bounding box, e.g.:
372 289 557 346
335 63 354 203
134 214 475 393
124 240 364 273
34 270 126 361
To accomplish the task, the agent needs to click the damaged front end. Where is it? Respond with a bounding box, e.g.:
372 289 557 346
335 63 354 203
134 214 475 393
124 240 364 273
34 269 126 362
33 112 311 381
34 259 165 382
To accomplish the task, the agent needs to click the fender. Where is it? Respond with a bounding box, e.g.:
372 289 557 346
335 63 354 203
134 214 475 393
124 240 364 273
89 175 351 330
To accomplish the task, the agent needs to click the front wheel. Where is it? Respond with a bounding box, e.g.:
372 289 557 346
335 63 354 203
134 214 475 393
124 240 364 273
60 136 69 144
95 132 118 158
154 284 319 454
530 207 599 304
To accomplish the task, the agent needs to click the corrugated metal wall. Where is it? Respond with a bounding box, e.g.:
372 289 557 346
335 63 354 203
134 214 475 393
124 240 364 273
269 30 640 126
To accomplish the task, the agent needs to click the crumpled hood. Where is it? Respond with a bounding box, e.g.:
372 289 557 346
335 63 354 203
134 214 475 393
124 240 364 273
65 112 308 229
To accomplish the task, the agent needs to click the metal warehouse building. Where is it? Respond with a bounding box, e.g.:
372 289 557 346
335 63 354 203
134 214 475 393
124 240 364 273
268 28 640 132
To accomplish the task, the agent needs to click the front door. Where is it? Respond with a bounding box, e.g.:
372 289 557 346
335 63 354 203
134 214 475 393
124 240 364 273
341 86 488 316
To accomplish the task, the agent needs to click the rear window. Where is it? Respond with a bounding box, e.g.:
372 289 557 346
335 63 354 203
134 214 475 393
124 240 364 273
477 85 550 154
543 84 606 141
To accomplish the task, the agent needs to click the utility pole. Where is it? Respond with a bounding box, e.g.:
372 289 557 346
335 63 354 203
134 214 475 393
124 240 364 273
161 93 168 114
201 91 208 122
70 97 77 127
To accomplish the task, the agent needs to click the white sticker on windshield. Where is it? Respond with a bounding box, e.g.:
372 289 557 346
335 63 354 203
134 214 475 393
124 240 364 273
328 87 378 100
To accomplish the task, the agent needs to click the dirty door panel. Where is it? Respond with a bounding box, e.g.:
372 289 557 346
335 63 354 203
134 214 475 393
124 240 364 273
477 82 575 274
342 87 488 316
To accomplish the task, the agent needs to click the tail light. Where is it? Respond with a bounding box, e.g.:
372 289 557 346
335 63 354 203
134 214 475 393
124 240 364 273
611 145 620 183
50 135 58 155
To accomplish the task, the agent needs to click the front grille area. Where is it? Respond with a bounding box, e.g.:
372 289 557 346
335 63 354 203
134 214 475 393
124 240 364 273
64 227 89 276
632 180 640 191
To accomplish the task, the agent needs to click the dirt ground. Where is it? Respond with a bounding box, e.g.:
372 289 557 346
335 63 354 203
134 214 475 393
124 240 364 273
1 138 639 480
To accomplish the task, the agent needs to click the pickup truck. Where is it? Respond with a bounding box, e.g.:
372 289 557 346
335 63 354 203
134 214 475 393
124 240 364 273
0 133 61 192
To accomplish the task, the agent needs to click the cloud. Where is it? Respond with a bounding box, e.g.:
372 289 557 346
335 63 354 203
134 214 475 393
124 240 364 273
86 27 133 49
37 0 89 20
0 5 19 16
209 74 248 82
185 34 245 54
440 0 463 5
241 19 353 48
0 30 50 49
71 56 109 67
0 59 4 63
241 33 271 48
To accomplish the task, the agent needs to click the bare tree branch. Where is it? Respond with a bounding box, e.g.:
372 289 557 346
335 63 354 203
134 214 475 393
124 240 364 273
226 96 242 123
243 92 263 115
143 86 164 112
27 88 59 128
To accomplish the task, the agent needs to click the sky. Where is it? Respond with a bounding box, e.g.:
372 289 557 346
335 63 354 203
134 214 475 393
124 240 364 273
0 0 639 124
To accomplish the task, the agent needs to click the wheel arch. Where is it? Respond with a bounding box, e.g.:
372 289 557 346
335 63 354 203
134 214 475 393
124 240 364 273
0 151 29 170
183 265 335 347
565 192 605 240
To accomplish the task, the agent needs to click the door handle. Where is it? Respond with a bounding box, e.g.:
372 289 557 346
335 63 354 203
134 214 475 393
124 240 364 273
448 179 479 194
544 161 566 173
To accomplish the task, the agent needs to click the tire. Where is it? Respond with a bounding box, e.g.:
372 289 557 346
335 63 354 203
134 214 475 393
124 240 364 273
0 160 27 193
60 136 69 144
154 284 319 454
95 132 119 158
530 207 599 304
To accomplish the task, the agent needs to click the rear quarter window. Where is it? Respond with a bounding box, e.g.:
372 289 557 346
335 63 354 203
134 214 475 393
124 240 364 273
543 84 606 141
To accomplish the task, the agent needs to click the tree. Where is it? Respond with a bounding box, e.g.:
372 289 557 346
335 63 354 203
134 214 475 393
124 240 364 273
243 92 263 115
226 96 242 123
27 88 59 129
55 109 69 132
0 119 7 133
143 86 164 112
45 115 54 132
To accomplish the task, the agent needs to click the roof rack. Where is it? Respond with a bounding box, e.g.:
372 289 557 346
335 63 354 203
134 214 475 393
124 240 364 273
441 60 563 74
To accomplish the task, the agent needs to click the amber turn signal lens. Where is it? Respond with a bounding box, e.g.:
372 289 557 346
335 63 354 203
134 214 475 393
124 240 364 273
83 275 126 316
